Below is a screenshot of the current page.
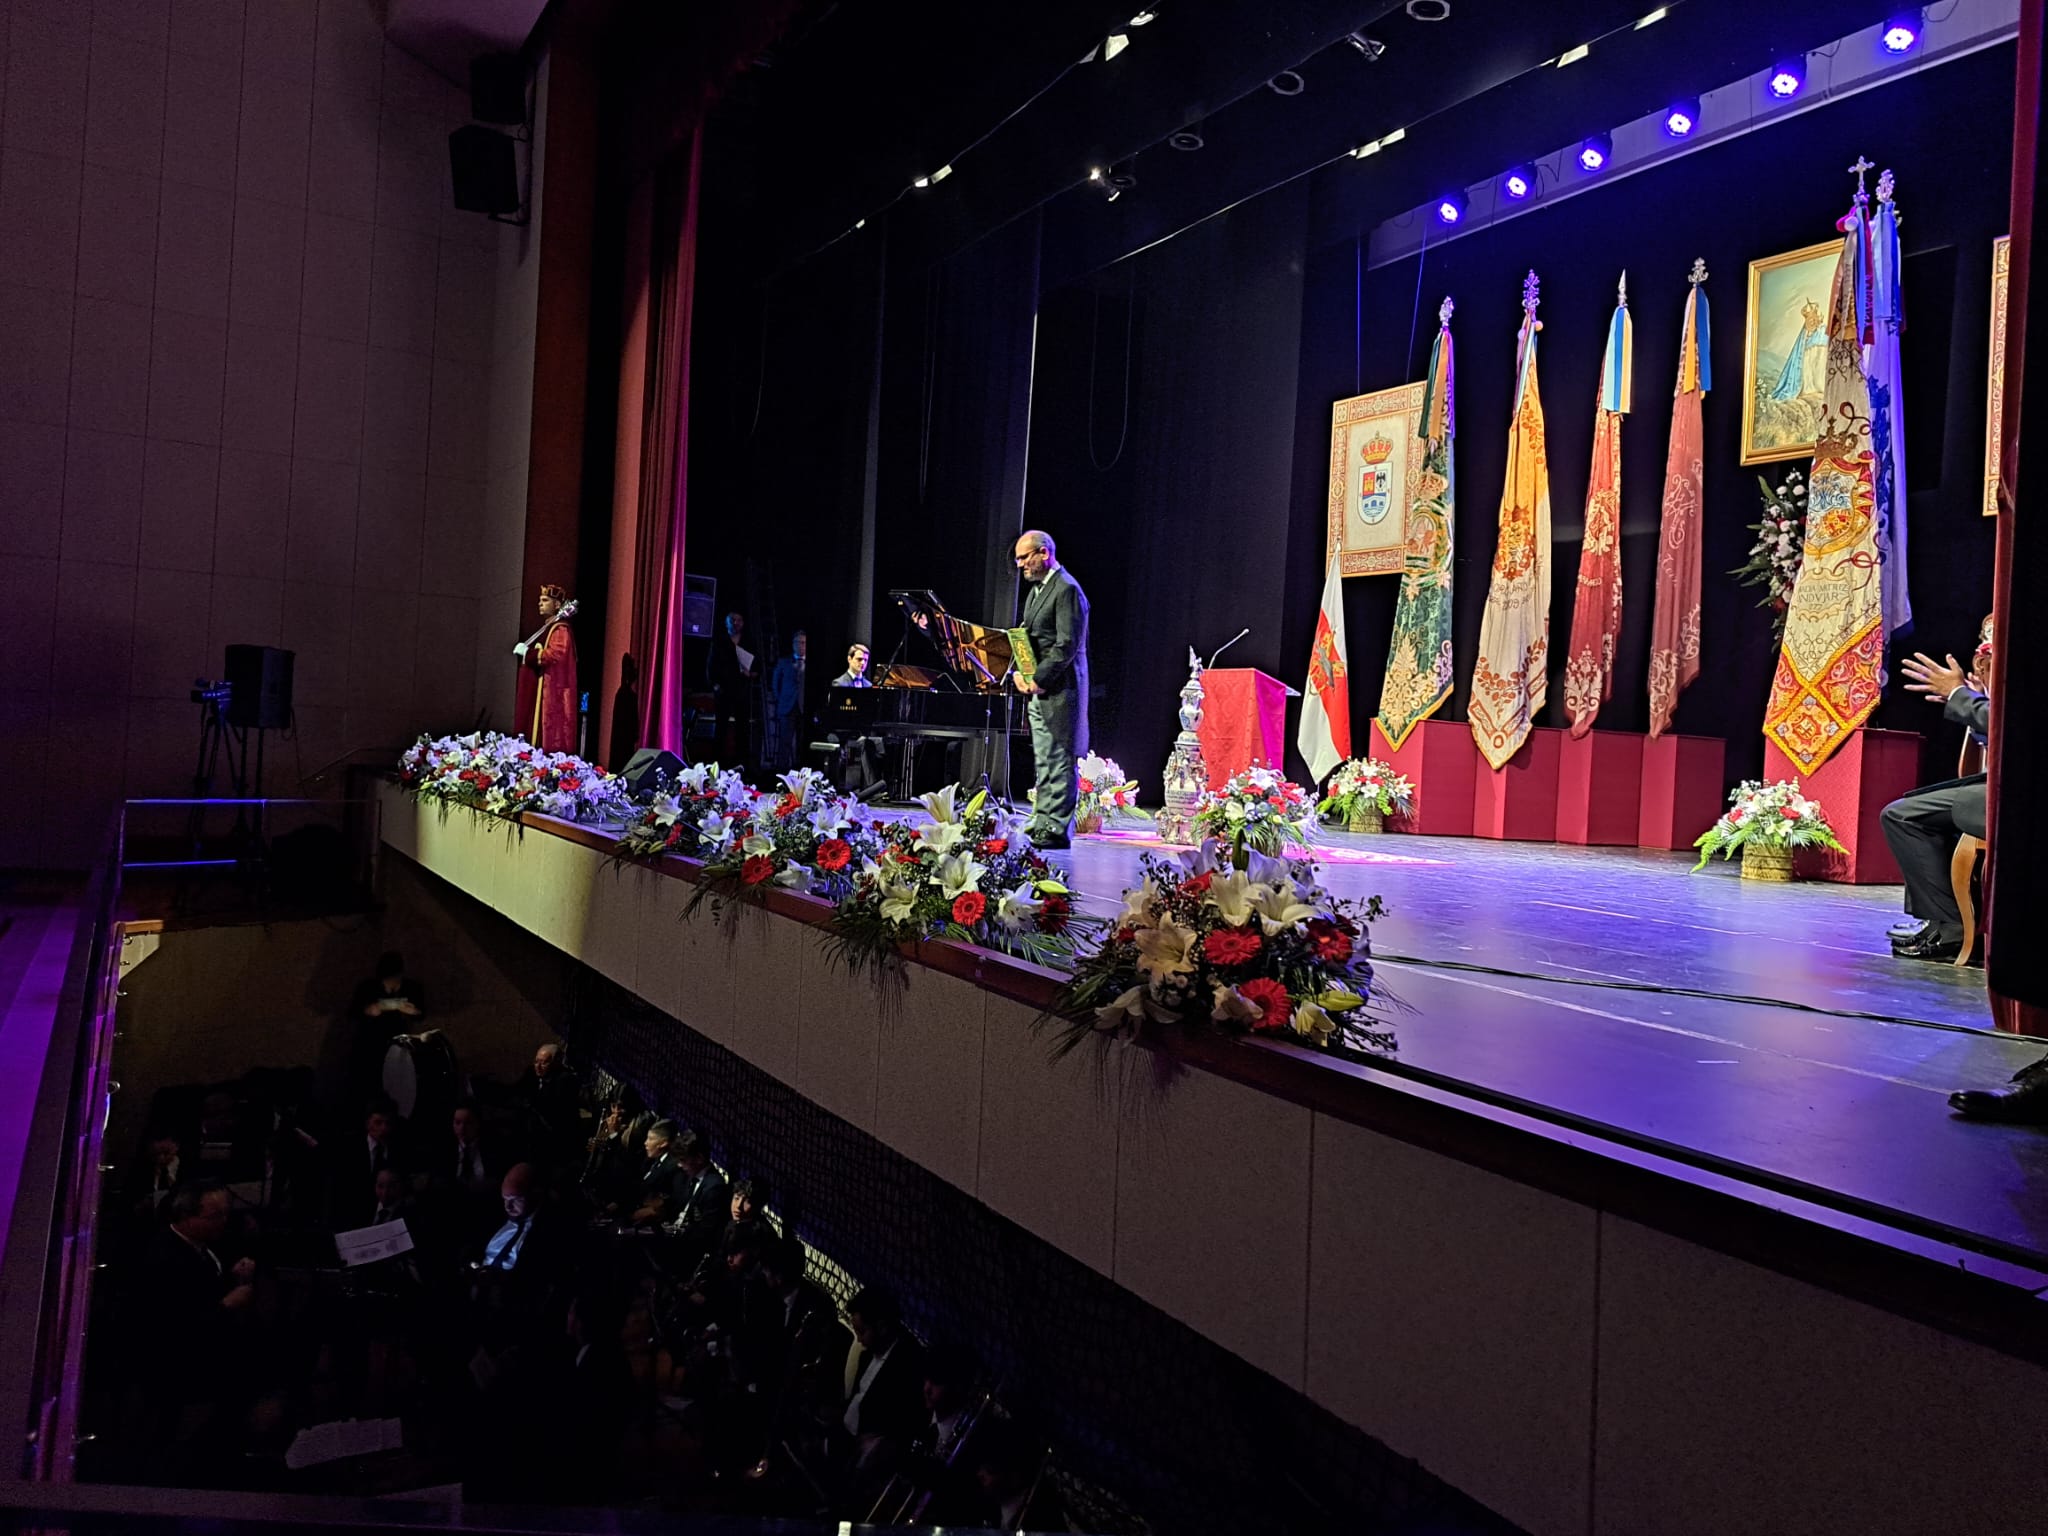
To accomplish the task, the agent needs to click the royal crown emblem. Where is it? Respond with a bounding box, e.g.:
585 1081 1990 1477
1360 431 1394 465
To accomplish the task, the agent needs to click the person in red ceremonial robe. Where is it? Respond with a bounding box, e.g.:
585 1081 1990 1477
514 584 579 754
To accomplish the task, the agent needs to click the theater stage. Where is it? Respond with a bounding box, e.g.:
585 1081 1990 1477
1045 826 2048 1267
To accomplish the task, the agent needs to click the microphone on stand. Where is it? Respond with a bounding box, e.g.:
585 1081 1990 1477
1208 628 1250 668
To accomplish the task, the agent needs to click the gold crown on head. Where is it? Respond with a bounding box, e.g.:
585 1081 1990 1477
1360 431 1394 465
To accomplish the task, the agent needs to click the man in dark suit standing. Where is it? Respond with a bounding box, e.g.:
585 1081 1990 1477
1012 529 1090 850
1880 647 1991 963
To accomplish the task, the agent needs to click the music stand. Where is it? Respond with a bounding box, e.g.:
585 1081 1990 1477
946 619 1018 807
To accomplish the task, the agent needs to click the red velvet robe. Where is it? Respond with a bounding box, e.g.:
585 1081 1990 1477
516 618 579 754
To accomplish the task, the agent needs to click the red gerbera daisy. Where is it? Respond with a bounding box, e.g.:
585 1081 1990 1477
982 837 1008 855
740 855 775 886
1203 926 1264 966
815 838 852 871
1179 872 1213 897
1306 918 1353 964
1237 977 1292 1032
951 891 987 925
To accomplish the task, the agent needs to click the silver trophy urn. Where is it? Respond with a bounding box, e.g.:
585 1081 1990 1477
1155 648 1208 845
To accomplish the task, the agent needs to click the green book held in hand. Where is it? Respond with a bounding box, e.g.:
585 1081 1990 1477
1006 627 1038 681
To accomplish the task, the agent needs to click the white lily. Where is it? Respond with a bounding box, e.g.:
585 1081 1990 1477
1116 878 1158 932
700 811 734 847
1243 847 1293 887
918 785 959 825
877 874 922 925
772 864 813 891
1291 1000 1338 1047
678 763 713 792
1178 840 1226 878
1250 882 1317 934
650 791 683 821
1096 984 1177 1028
935 850 987 898
915 818 968 855
807 804 851 839
1203 870 1257 927
1211 984 1262 1025
1134 917 1197 984
740 832 775 860
994 883 1044 931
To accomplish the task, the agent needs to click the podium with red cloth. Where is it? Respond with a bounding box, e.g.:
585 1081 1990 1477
1762 728 1921 884
1196 669 1296 788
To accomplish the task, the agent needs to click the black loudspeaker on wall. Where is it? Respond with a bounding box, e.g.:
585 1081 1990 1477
449 125 518 216
224 645 294 730
469 53 526 125
620 749 684 798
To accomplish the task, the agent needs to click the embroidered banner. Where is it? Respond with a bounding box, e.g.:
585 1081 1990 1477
1647 261 1711 737
1763 226 1887 773
1470 273 1552 771
1562 276 1632 737
1374 299 1456 750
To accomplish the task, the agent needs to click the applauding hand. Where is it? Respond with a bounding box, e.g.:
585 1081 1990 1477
1900 651 1969 703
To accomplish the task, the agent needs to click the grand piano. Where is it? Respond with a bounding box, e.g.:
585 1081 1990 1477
820 590 1028 801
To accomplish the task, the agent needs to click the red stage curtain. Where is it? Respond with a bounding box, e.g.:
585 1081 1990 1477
628 136 703 755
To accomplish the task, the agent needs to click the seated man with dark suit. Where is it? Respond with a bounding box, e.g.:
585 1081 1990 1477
1880 644 1991 963
838 1287 927 1479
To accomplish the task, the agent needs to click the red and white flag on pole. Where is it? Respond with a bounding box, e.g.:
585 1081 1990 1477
1299 554 1352 784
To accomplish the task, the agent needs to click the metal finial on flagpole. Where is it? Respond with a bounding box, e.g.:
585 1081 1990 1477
1876 167 1896 205
1689 256 1708 287
1617 270 1628 306
1439 295 1454 327
1849 154 1875 199
1522 269 1540 317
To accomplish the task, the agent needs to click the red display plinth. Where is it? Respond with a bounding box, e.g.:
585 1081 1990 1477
1471 727 1561 842
1557 731 1646 846
1762 728 1921 884
1638 734 1726 851
1197 668 1292 789
1371 719 1477 837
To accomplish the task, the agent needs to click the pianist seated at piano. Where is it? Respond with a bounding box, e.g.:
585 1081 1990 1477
835 643 873 688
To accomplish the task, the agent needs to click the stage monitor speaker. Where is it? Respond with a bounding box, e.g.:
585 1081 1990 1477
469 53 526 125
620 748 684 798
682 574 717 639
448 125 518 215
224 644 294 730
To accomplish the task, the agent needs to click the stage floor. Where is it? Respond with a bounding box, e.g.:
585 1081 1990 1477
1047 827 2048 1268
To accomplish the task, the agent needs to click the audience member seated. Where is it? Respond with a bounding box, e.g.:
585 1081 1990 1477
731 1234 838 1481
131 1131 184 1216
423 1100 502 1248
662 1131 729 1261
628 1119 686 1226
838 1288 928 1480
581 1096 651 1214
128 1183 258 1474
332 1101 406 1229
516 1042 584 1170
366 1165 410 1226
967 1421 1065 1532
1880 643 1992 963
347 951 427 1105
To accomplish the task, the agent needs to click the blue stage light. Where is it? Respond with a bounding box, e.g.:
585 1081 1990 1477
1881 11 1921 52
1664 97 1701 137
1768 60 1804 98
1577 133 1612 172
1500 164 1538 201
1435 189 1469 225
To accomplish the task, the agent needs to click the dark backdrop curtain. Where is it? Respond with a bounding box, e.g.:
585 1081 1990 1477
1025 185 1315 784
630 135 703 753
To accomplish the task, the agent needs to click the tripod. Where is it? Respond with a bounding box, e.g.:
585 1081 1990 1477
187 683 264 859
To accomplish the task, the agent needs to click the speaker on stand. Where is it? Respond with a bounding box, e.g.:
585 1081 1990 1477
221 644 293 861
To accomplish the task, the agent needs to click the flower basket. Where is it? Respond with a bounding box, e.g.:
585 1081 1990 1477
1191 766 1314 868
1741 843 1795 882
1693 778 1844 875
1318 757 1414 834
1075 810 1104 836
1074 754 1149 830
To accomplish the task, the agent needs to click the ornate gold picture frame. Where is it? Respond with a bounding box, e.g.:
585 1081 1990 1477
1985 235 2010 517
1326 381 1425 577
1741 239 1842 466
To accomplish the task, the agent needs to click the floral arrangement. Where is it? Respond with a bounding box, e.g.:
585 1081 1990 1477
399 731 631 823
1733 470 1806 641
1190 766 1315 862
830 785 1083 974
1075 753 1150 826
1692 778 1846 869
614 760 758 860
1044 842 1391 1058
687 769 884 911
1317 757 1415 823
